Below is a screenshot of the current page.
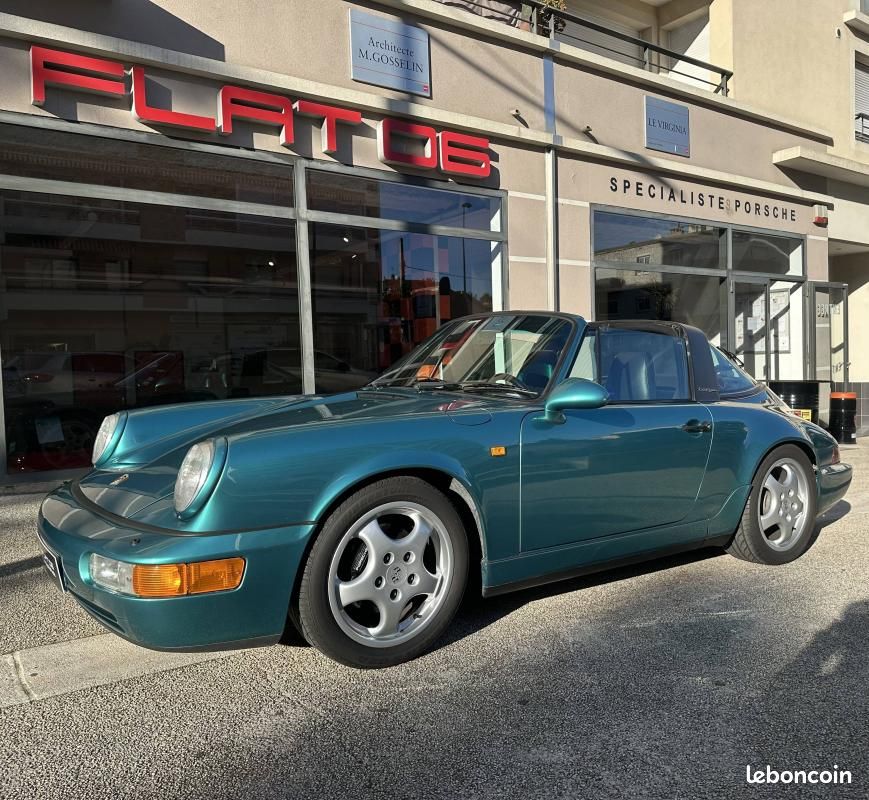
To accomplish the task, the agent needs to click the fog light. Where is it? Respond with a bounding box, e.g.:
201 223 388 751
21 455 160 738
89 555 245 597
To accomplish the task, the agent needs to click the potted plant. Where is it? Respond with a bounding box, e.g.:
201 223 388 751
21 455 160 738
535 0 566 35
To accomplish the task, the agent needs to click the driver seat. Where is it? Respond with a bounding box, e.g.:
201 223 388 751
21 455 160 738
605 352 656 402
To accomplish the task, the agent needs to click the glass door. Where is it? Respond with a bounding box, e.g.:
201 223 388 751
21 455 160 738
811 283 848 385
732 279 769 380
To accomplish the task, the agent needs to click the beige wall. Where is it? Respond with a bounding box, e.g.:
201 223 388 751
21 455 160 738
830 252 869 381
712 0 869 167
553 62 826 186
559 158 824 237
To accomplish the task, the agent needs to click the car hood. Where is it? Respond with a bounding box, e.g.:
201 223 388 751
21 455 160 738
78 388 525 516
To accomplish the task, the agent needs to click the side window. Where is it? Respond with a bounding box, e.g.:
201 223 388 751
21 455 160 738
568 328 690 402
568 329 598 382
709 345 756 395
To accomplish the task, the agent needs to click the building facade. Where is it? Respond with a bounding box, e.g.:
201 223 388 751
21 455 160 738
0 0 845 480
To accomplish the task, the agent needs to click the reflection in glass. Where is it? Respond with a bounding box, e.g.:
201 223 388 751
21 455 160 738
306 170 500 231
769 280 804 380
814 286 847 383
594 211 726 270
309 223 496 392
0 190 298 473
733 281 767 380
0 124 293 205
373 314 572 394
732 231 803 276
595 268 726 346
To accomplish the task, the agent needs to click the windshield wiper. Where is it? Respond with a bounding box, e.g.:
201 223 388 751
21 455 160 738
459 381 538 397
415 379 464 391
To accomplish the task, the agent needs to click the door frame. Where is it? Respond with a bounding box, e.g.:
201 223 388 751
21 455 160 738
808 281 849 386
728 275 771 380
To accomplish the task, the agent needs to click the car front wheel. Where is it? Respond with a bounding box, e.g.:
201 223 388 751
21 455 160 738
296 476 469 668
727 444 818 565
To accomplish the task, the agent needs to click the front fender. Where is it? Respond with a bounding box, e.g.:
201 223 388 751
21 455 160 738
105 395 306 468
310 448 480 526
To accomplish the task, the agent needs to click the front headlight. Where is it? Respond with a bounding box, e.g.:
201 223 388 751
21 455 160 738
174 438 227 517
92 412 126 466
88 553 245 597
89 553 135 595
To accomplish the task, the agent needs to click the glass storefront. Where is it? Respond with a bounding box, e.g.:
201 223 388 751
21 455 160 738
0 191 299 473
0 125 503 476
593 208 806 382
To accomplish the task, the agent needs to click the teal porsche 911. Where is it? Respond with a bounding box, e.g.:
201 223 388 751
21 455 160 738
37 313 852 668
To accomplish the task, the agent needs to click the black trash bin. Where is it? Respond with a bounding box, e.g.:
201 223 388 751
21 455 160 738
769 380 820 425
830 392 857 444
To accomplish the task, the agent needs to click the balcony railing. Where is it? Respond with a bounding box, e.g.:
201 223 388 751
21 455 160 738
434 0 732 95
857 112 869 143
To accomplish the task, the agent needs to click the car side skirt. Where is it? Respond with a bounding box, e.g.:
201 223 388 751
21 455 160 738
482 519 719 596
482 536 732 598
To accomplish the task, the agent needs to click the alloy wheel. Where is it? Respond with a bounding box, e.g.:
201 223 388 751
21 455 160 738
757 457 811 551
327 502 454 648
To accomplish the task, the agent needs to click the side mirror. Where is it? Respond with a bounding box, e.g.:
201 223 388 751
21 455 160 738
544 378 608 423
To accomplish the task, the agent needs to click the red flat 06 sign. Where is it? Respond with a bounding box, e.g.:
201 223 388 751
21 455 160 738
30 45 491 179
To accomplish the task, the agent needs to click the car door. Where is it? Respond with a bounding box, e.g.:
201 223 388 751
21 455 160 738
519 324 713 552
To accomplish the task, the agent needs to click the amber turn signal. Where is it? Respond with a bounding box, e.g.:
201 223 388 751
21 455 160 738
131 558 245 598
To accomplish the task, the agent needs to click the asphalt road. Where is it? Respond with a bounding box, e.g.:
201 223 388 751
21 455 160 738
1 448 867 800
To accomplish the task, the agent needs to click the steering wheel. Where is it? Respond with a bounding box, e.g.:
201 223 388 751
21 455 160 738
488 372 532 391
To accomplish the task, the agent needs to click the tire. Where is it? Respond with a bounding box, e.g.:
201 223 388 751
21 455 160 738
727 445 817 565
296 477 469 668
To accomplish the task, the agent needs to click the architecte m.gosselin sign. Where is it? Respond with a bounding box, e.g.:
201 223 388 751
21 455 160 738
349 8 432 97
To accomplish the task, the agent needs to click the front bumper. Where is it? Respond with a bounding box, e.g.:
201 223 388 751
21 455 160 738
37 483 316 651
818 462 852 516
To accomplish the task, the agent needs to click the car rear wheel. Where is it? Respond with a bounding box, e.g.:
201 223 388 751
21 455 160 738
296 477 468 668
727 444 817 565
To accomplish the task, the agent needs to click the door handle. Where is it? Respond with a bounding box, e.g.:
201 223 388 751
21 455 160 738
682 419 712 434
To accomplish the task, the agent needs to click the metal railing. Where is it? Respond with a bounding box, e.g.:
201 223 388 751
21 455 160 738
433 0 732 95
857 112 869 143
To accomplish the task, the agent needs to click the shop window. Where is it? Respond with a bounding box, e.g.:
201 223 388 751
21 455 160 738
594 211 726 271
306 170 501 232
308 223 497 392
731 231 803 277
595 268 726 346
0 189 298 474
0 124 293 206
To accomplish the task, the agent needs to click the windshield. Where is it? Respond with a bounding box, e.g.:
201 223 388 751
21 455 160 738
370 314 574 395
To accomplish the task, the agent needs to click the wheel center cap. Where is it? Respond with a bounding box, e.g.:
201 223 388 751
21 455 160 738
388 565 405 585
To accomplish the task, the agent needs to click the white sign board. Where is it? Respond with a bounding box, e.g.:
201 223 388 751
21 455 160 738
350 9 431 97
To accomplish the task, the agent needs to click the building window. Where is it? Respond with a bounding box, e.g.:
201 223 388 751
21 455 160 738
309 224 497 390
856 59 869 143
594 211 726 270
306 170 500 232
592 209 806 381
595 268 726 346
305 169 502 393
0 124 293 205
731 231 803 276
1 190 298 473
